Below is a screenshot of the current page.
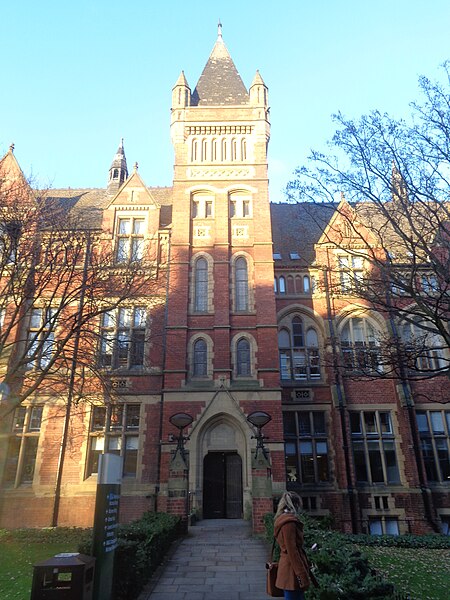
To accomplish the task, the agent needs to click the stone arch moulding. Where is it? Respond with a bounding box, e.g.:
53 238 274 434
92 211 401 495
188 403 254 518
277 303 327 340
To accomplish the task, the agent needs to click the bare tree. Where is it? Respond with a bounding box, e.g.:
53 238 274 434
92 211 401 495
0 170 166 421
287 63 450 380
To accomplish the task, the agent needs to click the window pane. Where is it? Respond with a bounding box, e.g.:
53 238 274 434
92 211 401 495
436 439 450 481
235 258 248 311
353 440 368 481
279 351 291 379
350 412 362 434
293 350 307 380
107 436 122 452
91 407 106 431
116 238 129 262
2 437 21 485
118 219 131 234
421 439 438 481
123 437 138 476
118 308 132 327
313 412 326 434
110 406 123 430
278 277 286 293
133 219 145 234
133 308 147 328
21 437 39 484
292 318 304 347
315 441 329 481
430 412 444 433
285 445 298 483
306 328 318 347
13 407 27 432
126 405 140 430
385 518 399 536
297 413 311 435
131 331 145 366
278 329 290 348
299 441 315 483
283 413 297 436
383 440 400 483
29 407 43 431
364 412 377 434
193 339 207 376
237 339 251 376
86 436 104 476
368 440 384 482
416 412 429 433
131 238 144 261
369 519 383 535
379 412 392 434
30 309 42 329
195 258 208 312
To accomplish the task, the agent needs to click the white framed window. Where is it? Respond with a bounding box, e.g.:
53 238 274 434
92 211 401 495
416 410 450 483
278 317 320 382
400 321 446 373
341 318 381 373
26 307 56 370
350 411 400 484
338 254 364 293
283 411 329 484
115 217 145 263
86 403 140 478
100 307 147 369
2 405 43 487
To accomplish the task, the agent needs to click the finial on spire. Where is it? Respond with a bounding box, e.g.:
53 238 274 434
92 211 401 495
218 19 222 38
134 162 139 172
9 143 14 153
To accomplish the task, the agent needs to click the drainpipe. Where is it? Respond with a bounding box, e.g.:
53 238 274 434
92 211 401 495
323 264 359 533
51 231 92 527
385 296 440 532
156 229 172 513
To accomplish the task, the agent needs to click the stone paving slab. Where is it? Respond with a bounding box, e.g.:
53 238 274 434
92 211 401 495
138 519 269 599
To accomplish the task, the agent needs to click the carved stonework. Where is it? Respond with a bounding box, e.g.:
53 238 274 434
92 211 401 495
187 167 254 179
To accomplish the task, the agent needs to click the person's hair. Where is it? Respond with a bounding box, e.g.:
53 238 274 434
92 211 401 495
274 491 302 520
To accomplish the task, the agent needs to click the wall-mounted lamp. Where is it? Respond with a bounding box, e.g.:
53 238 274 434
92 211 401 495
247 411 271 459
169 412 193 460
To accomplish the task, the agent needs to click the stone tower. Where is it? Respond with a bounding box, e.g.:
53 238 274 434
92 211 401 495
161 24 284 527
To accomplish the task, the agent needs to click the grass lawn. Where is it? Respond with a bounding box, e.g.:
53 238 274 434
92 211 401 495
0 530 87 600
362 546 450 600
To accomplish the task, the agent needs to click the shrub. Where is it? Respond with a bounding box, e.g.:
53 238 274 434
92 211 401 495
78 511 181 600
264 513 395 600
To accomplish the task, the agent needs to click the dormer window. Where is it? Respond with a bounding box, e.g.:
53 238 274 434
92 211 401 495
116 217 145 263
273 253 282 260
290 252 300 260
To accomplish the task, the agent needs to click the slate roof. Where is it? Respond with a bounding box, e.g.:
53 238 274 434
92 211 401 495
270 202 337 267
42 186 174 230
191 35 249 106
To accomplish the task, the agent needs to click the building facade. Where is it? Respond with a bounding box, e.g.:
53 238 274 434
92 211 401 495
0 29 449 535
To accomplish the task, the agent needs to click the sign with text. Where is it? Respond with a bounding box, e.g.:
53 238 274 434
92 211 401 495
92 453 122 600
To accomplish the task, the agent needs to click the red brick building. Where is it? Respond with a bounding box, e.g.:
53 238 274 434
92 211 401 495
0 28 449 535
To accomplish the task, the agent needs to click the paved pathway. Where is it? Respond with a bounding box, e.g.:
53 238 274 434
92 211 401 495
138 519 269 600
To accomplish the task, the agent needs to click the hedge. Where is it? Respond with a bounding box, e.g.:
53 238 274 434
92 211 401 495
78 511 181 600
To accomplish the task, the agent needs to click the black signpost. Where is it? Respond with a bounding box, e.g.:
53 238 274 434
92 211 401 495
92 453 122 600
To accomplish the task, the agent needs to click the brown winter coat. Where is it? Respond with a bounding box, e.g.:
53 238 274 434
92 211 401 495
274 512 311 591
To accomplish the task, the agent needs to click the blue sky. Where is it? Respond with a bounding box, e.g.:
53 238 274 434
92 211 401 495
1 0 450 200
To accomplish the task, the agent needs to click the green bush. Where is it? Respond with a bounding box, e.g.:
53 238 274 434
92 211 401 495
78 511 181 600
0 527 88 544
263 513 396 600
339 533 450 549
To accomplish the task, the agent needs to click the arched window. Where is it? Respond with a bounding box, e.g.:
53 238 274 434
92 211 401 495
231 138 237 161
191 139 198 162
211 138 217 161
341 318 380 372
400 321 446 372
278 276 286 294
194 258 208 312
274 278 278 293
235 257 249 311
236 338 251 376
303 275 310 293
241 138 247 161
278 317 320 381
221 138 227 161
202 138 208 161
193 339 207 377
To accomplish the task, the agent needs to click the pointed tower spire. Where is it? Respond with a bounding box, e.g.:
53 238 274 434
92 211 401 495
172 70 191 109
191 24 249 106
249 70 268 108
107 139 128 195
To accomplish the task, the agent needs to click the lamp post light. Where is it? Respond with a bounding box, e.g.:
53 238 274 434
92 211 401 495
169 412 194 460
247 411 272 459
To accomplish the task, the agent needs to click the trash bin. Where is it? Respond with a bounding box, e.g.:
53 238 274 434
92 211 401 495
30 553 95 600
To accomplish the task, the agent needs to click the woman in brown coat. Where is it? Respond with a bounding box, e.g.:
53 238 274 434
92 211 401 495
274 491 311 600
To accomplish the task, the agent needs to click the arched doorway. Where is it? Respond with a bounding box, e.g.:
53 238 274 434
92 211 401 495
203 452 243 518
